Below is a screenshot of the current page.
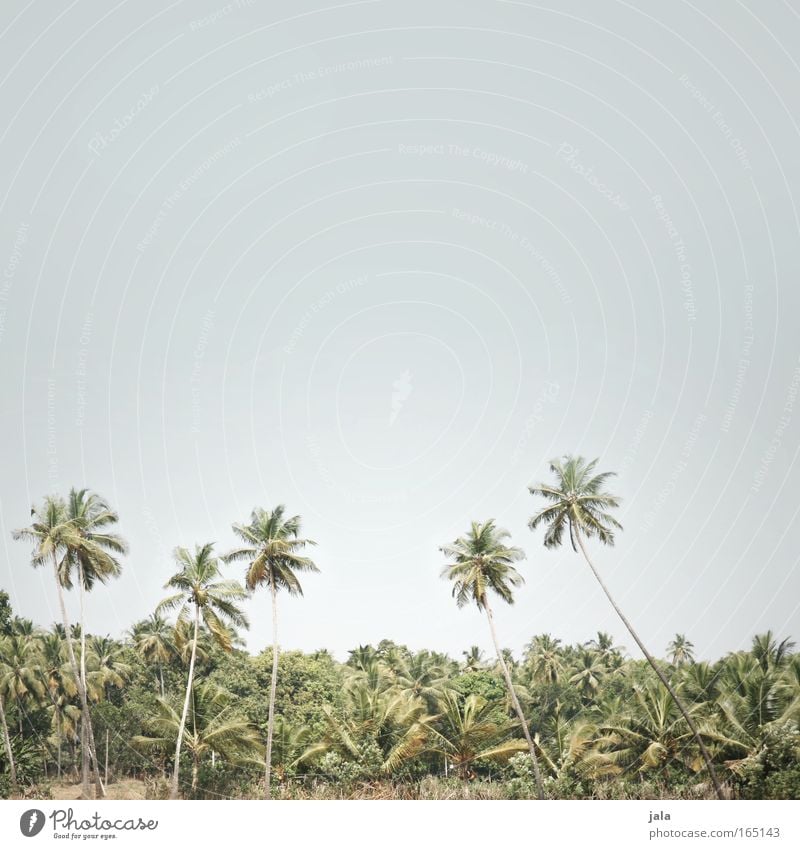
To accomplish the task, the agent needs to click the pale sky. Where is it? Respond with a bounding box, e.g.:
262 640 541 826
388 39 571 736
1 0 799 662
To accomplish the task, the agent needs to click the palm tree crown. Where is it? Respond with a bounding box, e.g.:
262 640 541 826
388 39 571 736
223 505 318 593
528 456 622 549
62 489 127 590
440 520 525 609
157 543 249 649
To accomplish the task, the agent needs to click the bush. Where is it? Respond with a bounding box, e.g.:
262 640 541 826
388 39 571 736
740 723 800 800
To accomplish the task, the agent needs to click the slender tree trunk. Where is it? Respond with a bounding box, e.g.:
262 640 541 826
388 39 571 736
78 565 105 798
53 556 92 798
192 753 199 794
105 728 109 785
0 693 17 791
170 605 199 800
159 665 165 699
57 712 62 780
81 716 89 796
483 596 545 800
574 530 725 800
265 580 279 800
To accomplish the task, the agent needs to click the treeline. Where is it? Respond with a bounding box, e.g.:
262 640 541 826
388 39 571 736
1 456 798 800
1 608 798 800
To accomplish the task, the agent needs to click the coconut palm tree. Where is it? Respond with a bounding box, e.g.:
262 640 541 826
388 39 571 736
428 690 528 779
587 631 625 669
157 543 249 799
62 488 127 794
37 629 77 780
133 682 261 795
750 631 796 673
12 496 99 797
269 716 313 784
524 634 564 684
222 505 319 799
393 651 451 712
0 634 25 790
129 614 174 697
462 645 486 673
528 455 724 799
87 636 131 699
593 680 699 778
0 634 45 735
440 519 545 799
569 650 607 700
301 680 433 777
667 634 696 667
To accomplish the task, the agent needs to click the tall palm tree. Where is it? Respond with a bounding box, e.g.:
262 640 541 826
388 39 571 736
157 543 249 799
12 495 98 797
667 634 696 667
63 488 127 795
528 455 724 799
440 519 545 799
222 505 319 799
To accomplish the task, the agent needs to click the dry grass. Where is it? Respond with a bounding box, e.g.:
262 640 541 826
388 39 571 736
48 779 150 800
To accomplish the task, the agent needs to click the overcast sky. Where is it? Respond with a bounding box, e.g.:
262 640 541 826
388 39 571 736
1 0 799 662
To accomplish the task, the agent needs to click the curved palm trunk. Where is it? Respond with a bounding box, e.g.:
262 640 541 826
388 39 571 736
574 531 724 800
265 580 279 799
78 566 105 798
0 693 16 791
53 556 97 798
483 596 545 800
170 605 199 800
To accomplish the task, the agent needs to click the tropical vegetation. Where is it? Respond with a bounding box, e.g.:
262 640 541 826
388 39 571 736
0 461 797 801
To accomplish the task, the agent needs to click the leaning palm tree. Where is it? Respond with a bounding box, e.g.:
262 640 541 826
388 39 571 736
667 634 696 667
157 543 249 799
222 505 319 799
440 519 545 799
12 495 100 797
528 455 724 799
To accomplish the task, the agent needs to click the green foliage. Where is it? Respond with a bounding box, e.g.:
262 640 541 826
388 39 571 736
4 482 800 800
0 591 11 636
739 723 800 800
